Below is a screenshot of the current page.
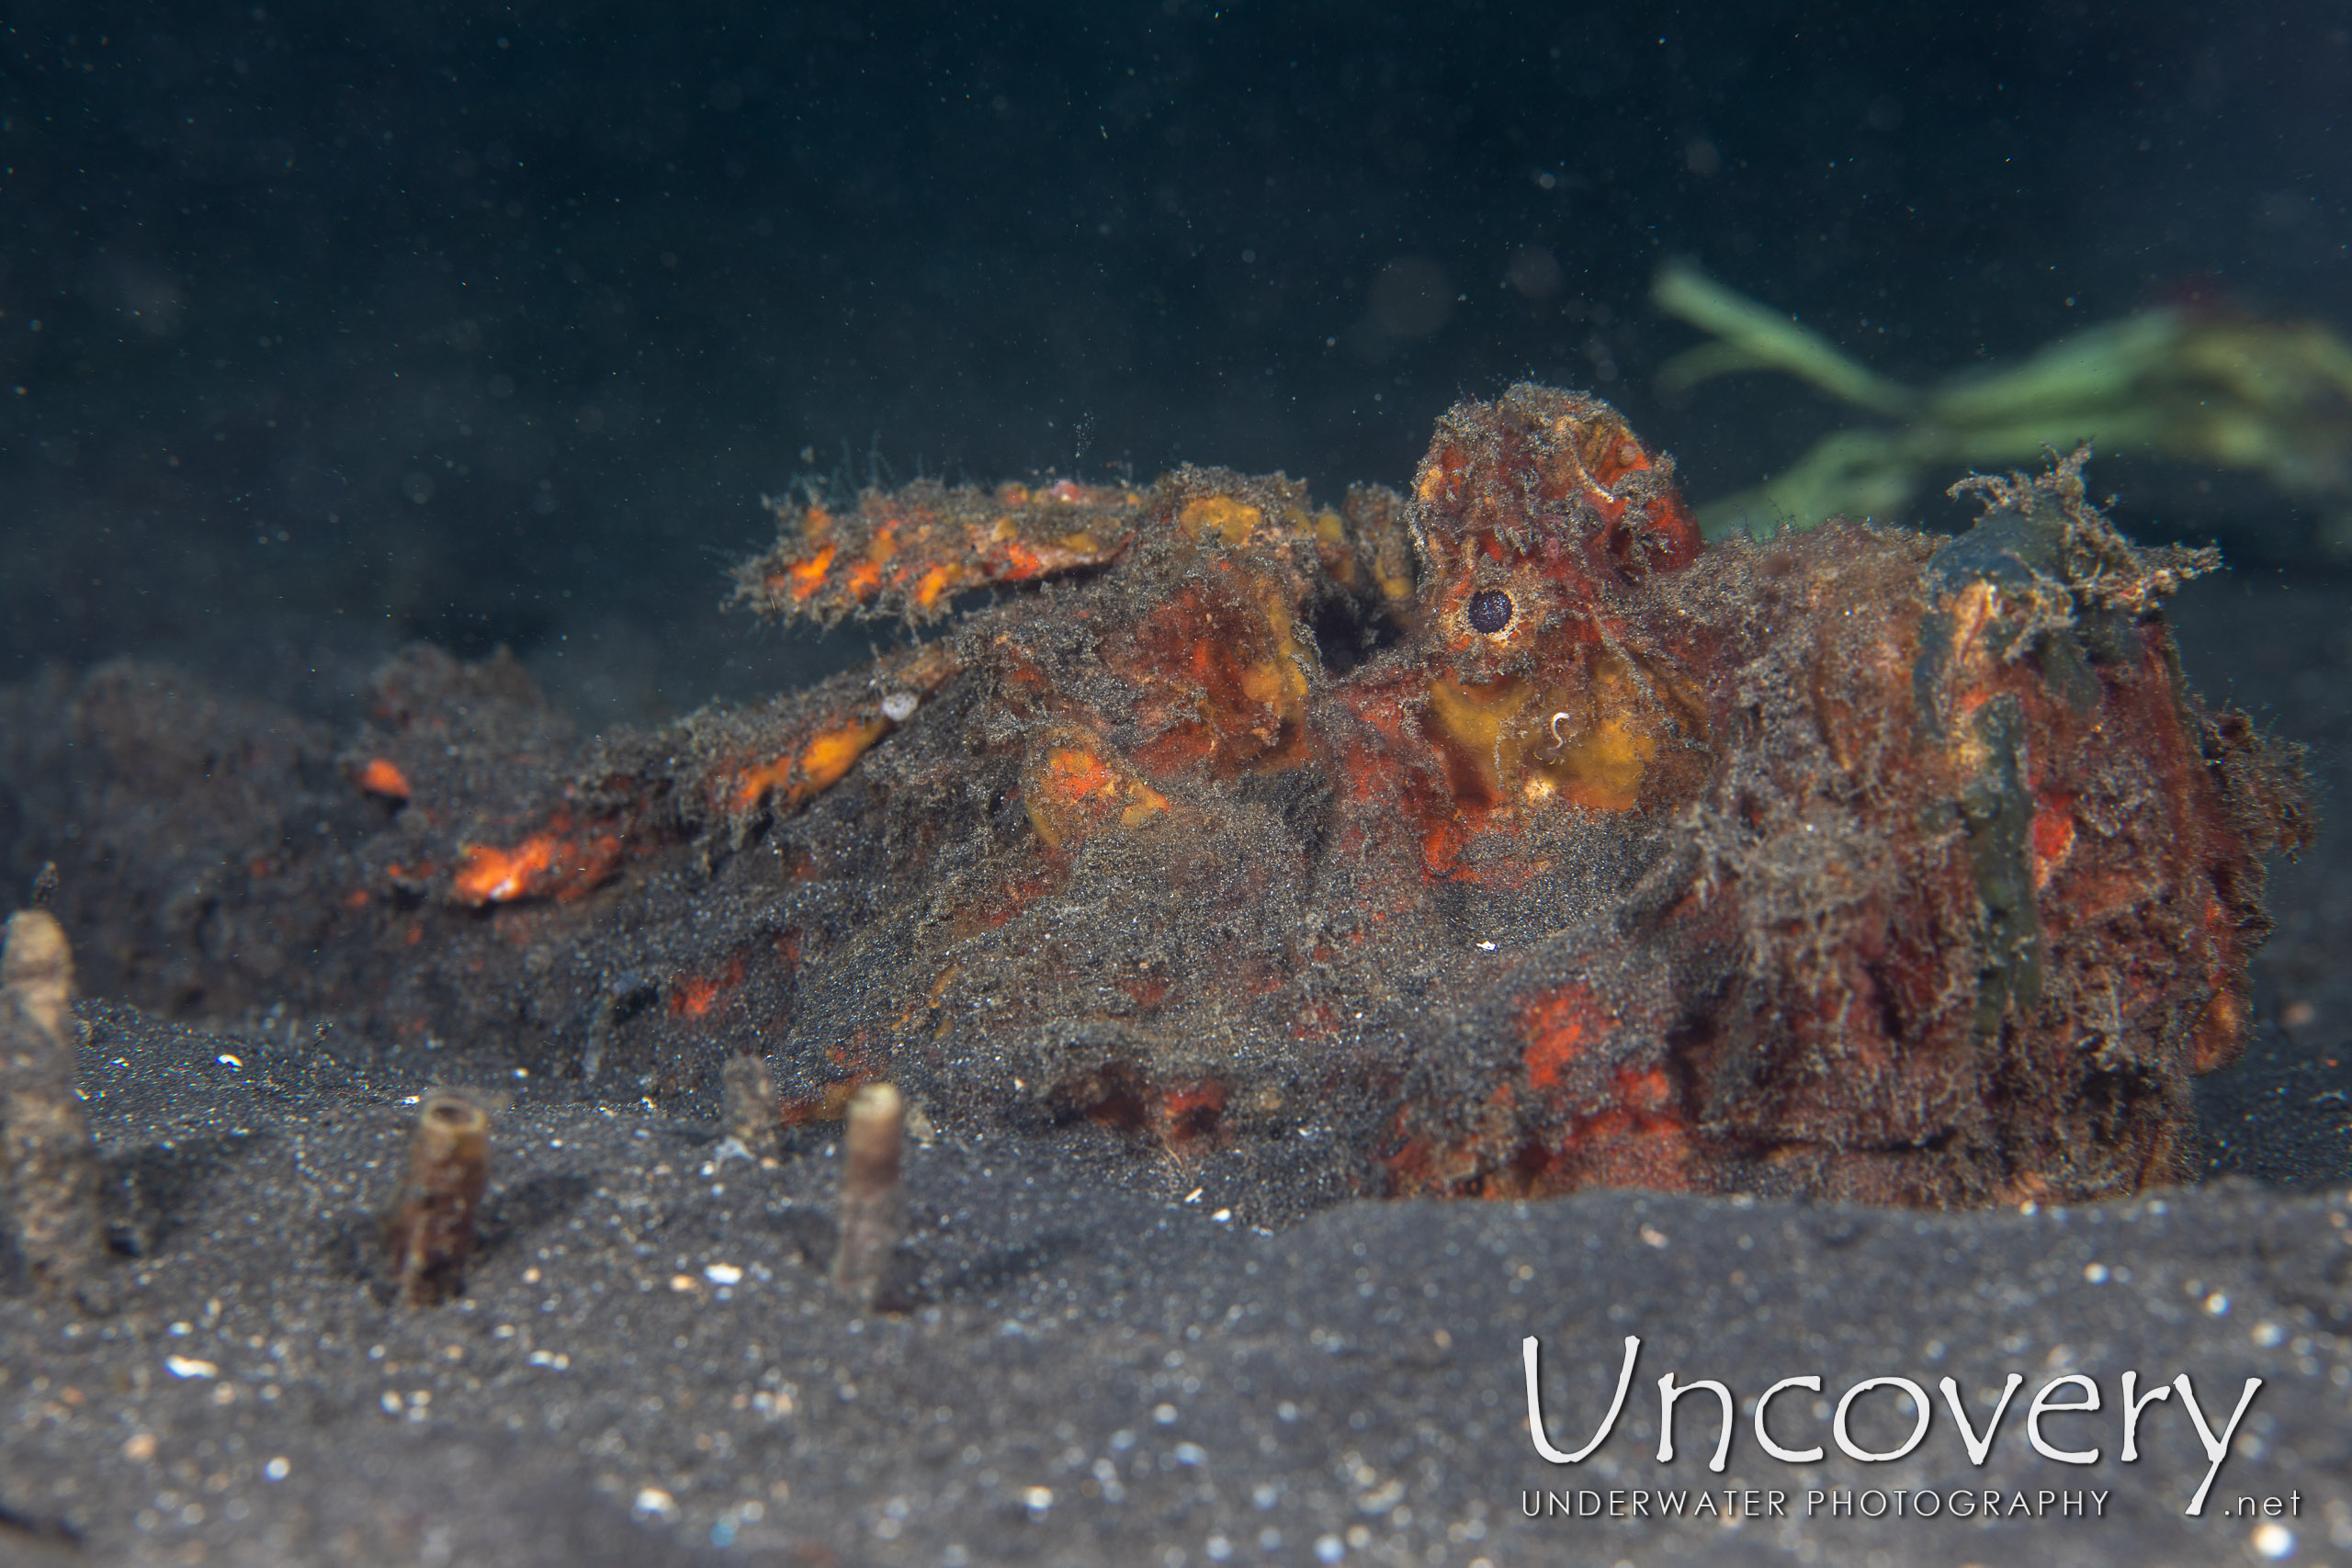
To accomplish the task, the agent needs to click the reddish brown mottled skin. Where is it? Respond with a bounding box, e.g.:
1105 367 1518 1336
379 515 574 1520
737 478 1146 627
31 386 2303 1211
679 385 2292 1204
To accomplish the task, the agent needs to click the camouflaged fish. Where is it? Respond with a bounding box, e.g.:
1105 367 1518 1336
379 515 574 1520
37 385 2306 1213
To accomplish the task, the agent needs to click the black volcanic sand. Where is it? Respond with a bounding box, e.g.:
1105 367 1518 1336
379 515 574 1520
3 575 2351 1568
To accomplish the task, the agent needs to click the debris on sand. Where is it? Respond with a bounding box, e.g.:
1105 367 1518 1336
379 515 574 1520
0 906 106 1300
831 1082 908 1308
386 1089 495 1307
721 1050 783 1166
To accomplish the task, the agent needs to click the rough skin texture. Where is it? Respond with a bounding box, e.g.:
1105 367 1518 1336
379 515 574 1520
0 386 2306 1210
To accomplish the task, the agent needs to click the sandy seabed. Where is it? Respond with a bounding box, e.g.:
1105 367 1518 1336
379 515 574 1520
2 576 2348 1568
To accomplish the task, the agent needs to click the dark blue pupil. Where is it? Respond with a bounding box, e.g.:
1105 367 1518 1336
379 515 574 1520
1467 589 1513 634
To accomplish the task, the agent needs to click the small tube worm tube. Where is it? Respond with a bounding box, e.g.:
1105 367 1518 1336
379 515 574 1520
721 1051 782 1165
829 1083 907 1307
0 909 105 1298
385 1089 493 1307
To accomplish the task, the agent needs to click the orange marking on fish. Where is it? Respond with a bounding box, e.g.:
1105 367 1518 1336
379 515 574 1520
453 837 558 905
800 719 887 790
2030 796 2077 889
1611 1066 1676 1119
356 757 413 799
994 539 1046 580
727 717 890 815
450 817 625 906
786 543 837 601
1156 1079 1227 1146
670 956 747 1020
1519 982 1614 1090
1044 747 1122 802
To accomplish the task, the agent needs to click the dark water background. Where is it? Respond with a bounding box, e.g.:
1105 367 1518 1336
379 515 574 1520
6 1 2347 720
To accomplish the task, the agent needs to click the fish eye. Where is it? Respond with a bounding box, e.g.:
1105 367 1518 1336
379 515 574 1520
1467 588 1513 635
